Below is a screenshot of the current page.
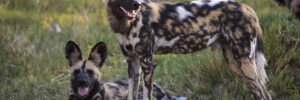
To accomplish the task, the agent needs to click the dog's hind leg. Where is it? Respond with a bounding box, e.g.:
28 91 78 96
222 45 271 100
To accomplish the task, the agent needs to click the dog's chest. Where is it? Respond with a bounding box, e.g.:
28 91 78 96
114 17 144 52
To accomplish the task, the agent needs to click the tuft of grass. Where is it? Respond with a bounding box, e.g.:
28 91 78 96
0 0 299 99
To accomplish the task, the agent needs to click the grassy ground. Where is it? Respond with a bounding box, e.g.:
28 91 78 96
0 0 299 99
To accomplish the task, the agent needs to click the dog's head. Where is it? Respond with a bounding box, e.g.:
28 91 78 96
65 41 107 97
105 0 144 20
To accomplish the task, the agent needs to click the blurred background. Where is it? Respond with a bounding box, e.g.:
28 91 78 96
0 0 299 99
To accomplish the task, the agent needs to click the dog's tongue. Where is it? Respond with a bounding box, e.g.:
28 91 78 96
78 87 89 96
127 10 136 18
120 6 136 18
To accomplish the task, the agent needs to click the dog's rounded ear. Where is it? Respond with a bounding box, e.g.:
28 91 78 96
65 41 82 67
88 42 107 68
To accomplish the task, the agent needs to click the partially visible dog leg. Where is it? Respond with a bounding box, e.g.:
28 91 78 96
223 46 271 100
140 55 156 100
126 57 141 100
152 82 187 100
132 24 156 100
121 45 142 100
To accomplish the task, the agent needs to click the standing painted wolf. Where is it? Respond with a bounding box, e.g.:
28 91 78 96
65 41 187 100
104 0 271 99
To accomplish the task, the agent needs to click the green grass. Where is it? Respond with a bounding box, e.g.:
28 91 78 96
0 0 299 99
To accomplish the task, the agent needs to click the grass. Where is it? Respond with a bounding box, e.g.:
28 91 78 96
0 0 299 99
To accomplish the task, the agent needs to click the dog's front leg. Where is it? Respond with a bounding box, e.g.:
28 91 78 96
134 34 156 100
127 57 141 100
140 56 156 100
120 45 142 100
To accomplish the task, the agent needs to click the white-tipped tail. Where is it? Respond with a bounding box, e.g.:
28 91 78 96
256 52 268 84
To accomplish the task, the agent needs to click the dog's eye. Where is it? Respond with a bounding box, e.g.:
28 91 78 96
74 69 80 75
87 69 94 75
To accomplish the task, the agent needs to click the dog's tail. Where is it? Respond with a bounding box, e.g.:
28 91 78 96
153 82 187 100
255 25 269 84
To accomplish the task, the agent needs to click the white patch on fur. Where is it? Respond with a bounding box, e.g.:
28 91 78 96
256 52 268 84
155 36 180 47
222 32 229 40
70 90 74 95
130 15 143 45
140 0 146 3
176 6 194 21
143 79 149 100
115 33 130 45
204 35 211 39
128 78 134 100
206 34 219 46
190 1 205 6
191 0 233 7
153 82 159 86
160 95 168 100
92 93 101 100
209 0 231 6
172 96 188 100
183 45 188 49
249 37 257 59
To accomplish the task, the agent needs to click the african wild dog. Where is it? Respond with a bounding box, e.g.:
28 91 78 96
65 41 187 100
104 0 272 99
275 0 300 18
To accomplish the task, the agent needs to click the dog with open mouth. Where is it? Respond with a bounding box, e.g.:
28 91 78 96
65 41 187 100
104 0 272 100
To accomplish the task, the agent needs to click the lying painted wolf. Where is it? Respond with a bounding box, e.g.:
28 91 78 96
104 0 271 99
65 41 186 100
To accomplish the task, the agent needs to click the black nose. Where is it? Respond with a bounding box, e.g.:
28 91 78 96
133 1 140 10
78 79 87 85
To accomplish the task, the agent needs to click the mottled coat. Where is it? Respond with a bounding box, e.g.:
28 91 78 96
105 0 271 100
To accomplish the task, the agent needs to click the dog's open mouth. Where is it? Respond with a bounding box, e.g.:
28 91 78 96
78 87 89 96
120 6 137 19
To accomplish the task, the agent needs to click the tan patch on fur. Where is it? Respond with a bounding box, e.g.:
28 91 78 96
240 58 257 80
165 19 174 31
103 83 128 100
223 47 243 75
241 4 263 38
147 2 163 22
234 28 242 39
